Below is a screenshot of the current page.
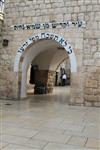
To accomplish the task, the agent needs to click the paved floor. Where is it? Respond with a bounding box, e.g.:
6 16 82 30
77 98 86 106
0 87 100 150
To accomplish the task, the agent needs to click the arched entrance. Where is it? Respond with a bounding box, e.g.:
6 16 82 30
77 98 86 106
14 32 77 100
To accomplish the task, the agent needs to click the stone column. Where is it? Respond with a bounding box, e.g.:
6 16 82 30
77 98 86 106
69 51 84 106
70 72 84 106
0 17 4 98
47 70 55 93
35 70 55 93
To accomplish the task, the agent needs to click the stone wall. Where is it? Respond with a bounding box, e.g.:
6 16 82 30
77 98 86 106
0 19 3 51
0 18 4 98
82 1 100 106
0 16 18 99
0 0 100 106
84 70 100 106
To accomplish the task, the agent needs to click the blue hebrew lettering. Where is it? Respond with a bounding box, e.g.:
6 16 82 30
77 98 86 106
35 23 41 29
43 23 50 29
68 46 72 54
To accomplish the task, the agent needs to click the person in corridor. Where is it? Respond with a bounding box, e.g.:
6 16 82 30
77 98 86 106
62 73 67 86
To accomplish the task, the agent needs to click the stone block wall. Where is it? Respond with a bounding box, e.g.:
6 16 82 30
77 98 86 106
0 19 5 98
82 1 100 106
0 17 18 99
0 0 99 106
0 19 3 51
84 69 100 107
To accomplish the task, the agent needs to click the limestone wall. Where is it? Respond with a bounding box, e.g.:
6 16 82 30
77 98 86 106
82 2 100 106
0 15 18 99
0 19 5 98
0 20 3 51
0 0 100 106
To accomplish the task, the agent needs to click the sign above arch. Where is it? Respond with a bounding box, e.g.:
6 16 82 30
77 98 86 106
14 32 77 73
13 20 86 31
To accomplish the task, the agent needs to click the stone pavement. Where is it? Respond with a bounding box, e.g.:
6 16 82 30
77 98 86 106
0 87 100 150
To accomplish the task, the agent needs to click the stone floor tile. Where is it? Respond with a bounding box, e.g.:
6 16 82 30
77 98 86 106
67 136 87 146
2 127 39 138
19 120 44 130
1 134 14 143
0 141 9 149
59 123 84 132
41 118 64 127
62 117 84 125
33 131 71 143
85 138 100 149
83 126 100 139
41 121 63 129
2 122 22 129
25 139 48 149
43 142 84 150
2 144 40 150
38 127 65 134
1 134 29 145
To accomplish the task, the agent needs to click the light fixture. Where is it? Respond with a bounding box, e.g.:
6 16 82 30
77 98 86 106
3 39 9 46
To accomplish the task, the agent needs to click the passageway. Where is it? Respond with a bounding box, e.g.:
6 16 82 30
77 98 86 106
25 39 71 99
16 32 77 100
27 86 70 104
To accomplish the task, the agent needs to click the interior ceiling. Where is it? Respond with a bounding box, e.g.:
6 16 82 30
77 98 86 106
22 39 65 58
32 39 69 71
36 39 63 50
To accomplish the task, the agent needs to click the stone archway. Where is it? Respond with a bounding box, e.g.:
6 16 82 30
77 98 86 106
14 32 77 99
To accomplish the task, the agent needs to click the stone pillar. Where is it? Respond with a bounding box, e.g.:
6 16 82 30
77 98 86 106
35 70 55 93
70 72 84 106
70 51 84 106
47 70 55 93
0 17 4 98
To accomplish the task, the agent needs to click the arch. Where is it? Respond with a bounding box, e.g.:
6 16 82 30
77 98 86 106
14 32 77 98
14 32 77 73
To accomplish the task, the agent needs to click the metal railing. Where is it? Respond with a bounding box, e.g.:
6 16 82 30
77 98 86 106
0 0 4 13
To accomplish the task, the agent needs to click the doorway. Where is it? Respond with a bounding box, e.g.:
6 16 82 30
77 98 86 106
25 41 71 100
14 32 77 104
